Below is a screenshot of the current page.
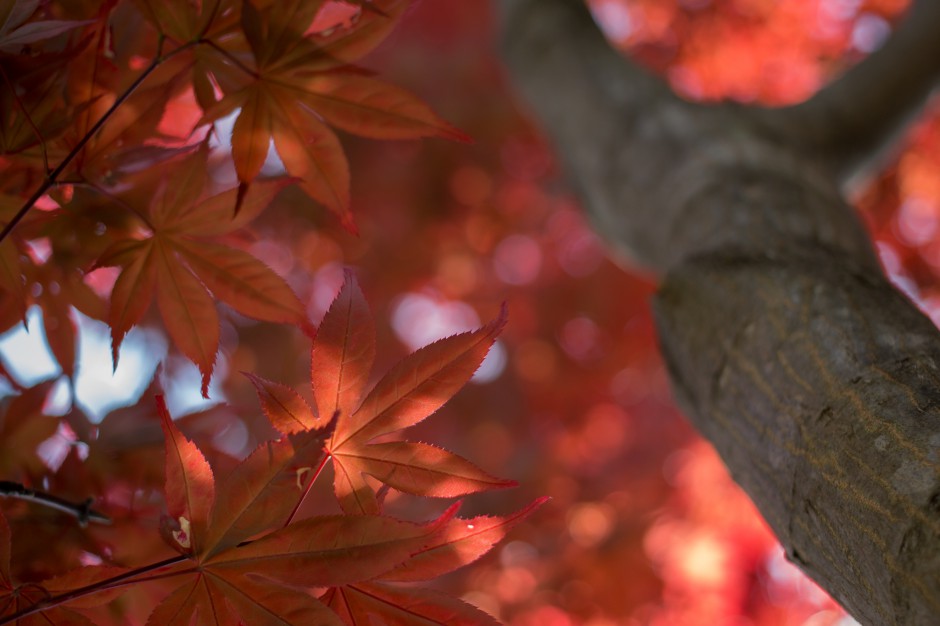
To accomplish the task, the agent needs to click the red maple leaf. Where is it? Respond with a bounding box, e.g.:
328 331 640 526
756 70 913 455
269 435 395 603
250 270 515 515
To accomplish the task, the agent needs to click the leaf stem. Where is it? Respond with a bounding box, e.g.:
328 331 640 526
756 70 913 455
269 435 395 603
0 37 195 245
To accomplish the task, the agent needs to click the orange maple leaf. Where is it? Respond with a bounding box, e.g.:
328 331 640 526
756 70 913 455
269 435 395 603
251 270 514 515
195 0 468 231
149 396 457 624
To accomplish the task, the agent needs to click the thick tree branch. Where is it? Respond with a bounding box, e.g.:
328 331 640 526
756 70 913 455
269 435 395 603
500 0 878 275
499 1 940 624
779 0 940 183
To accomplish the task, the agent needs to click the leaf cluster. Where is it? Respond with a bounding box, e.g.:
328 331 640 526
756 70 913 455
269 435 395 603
0 0 463 390
0 0 538 623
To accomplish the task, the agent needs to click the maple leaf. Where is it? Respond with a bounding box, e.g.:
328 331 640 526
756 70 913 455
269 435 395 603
378 497 550 583
323 583 501 626
319 498 548 626
0 511 97 625
0 201 26 325
94 146 310 396
0 1 92 54
0 381 60 476
158 394 215 556
252 270 514 515
144 397 459 624
133 0 223 42
194 0 467 230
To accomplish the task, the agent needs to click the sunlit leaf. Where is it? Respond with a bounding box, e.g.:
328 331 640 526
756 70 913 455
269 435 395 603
205 506 454 587
203 428 332 557
311 268 374 422
335 303 508 446
245 372 319 434
382 497 550 582
158 395 215 555
336 441 516 500
323 581 500 626
255 273 511 515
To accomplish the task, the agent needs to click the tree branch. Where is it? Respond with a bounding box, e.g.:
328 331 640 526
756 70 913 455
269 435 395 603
498 1 940 624
0 481 110 527
778 0 940 183
499 0 879 275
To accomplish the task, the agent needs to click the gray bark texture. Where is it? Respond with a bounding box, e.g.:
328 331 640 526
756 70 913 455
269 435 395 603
498 1 940 624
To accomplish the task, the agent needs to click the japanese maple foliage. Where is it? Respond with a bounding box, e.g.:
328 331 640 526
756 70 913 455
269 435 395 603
3 0 935 624
0 0 540 624
0 277 542 625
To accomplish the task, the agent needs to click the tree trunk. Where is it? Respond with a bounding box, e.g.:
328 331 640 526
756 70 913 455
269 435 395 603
498 1 940 623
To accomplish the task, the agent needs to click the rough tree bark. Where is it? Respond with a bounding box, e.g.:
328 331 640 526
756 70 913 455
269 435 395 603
498 1 940 624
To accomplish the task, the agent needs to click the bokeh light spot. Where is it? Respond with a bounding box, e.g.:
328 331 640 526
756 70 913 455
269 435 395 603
851 13 890 52
896 198 938 246
567 501 616 547
495 566 538 604
591 0 634 43
494 235 542 286
391 291 480 351
559 316 602 362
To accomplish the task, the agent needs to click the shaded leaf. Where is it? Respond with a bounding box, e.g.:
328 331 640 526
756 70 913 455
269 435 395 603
0 1 39 36
0 511 9 590
42 565 132 608
37 288 77 379
269 93 351 227
169 178 291 237
231 85 273 184
0 239 25 323
0 381 61 476
95 159 300 394
208 573 345 626
196 0 462 229
144 574 237 626
0 17 92 53
106 239 156 368
302 74 470 141
173 238 310 331
155 238 220 397
134 0 221 42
